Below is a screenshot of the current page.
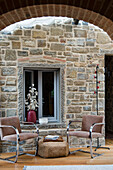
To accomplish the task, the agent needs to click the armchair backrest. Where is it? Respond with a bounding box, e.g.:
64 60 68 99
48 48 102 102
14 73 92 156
82 115 104 133
0 116 21 139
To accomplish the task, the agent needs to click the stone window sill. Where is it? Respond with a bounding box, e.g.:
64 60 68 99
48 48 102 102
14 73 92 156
20 122 66 130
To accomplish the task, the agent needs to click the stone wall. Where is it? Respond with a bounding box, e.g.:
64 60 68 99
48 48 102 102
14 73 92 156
0 19 113 152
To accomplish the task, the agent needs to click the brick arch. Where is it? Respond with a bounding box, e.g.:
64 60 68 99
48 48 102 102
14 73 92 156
0 4 113 39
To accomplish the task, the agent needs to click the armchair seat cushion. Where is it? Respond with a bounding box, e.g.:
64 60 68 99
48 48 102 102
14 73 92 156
2 132 38 141
68 130 102 138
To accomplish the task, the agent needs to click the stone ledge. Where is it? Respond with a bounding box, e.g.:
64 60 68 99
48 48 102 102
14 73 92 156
22 128 67 137
20 122 66 130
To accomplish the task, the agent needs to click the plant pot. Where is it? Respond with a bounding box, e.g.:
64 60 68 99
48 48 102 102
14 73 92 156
27 110 36 123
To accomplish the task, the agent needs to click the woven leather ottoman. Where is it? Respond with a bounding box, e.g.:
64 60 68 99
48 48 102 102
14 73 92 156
38 139 69 158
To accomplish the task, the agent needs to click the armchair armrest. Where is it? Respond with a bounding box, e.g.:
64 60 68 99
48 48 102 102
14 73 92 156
21 122 39 135
89 123 104 139
67 120 81 143
21 121 35 125
67 120 81 131
69 120 81 123
0 125 20 141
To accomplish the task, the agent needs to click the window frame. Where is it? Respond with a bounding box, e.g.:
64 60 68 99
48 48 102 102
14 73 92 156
24 70 34 121
23 68 60 123
18 63 65 125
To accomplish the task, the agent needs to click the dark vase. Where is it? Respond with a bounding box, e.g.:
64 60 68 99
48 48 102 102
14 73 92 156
27 110 36 123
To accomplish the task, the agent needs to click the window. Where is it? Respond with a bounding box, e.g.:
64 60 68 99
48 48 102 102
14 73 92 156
24 69 60 123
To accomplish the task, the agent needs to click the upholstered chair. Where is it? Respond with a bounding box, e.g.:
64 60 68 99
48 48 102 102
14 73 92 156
67 115 109 158
0 116 39 163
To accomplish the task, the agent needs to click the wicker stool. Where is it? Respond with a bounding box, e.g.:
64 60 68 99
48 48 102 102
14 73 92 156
38 139 69 158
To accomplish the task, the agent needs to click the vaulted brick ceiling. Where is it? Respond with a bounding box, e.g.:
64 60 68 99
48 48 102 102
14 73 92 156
0 0 113 39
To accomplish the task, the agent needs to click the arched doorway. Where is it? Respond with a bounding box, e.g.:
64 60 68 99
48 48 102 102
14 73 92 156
0 2 113 39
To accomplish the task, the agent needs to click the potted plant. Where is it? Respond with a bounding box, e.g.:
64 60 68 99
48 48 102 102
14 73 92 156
25 84 39 123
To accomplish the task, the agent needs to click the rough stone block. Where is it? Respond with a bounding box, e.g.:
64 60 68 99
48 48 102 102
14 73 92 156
32 31 46 38
64 52 72 56
17 51 28 56
1 111 5 117
77 73 86 80
80 55 86 62
78 68 85 72
13 30 22 35
72 47 89 53
1 94 7 102
66 114 74 119
7 109 17 117
80 95 89 101
38 40 46 47
1 103 17 108
89 48 99 53
12 41 21 49
79 87 86 92
66 25 72 32
67 93 74 99
92 99 104 111
77 39 85 46
1 67 16 76
67 68 77 78
30 49 43 55
64 33 73 38
60 39 66 43
99 93 105 98
44 51 56 56
49 37 59 42
5 50 16 60
97 33 111 44
89 83 95 92
8 36 19 40
24 30 31 36
68 107 82 113
36 25 41 29
51 28 63 36
83 106 91 111
67 87 78 92
6 78 16 85
67 40 76 46
6 62 16 66
0 62 5 66
0 54 2 60
0 42 10 46
86 38 95 46
0 81 5 86
8 94 17 101
74 29 87 37
51 43 65 51
1 86 17 92
87 31 95 39
22 38 36 47
74 81 85 86
67 79 73 85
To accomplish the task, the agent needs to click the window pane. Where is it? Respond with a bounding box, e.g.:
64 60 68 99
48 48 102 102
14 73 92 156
25 71 32 118
34 70 38 119
42 72 54 117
